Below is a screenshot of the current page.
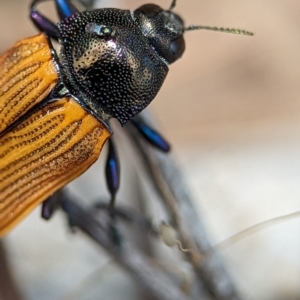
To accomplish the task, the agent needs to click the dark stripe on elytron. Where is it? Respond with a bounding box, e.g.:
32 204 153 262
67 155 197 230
0 165 89 231
0 63 42 97
1 170 79 215
0 121 81 179
0 127 101 216
0 80 53 136
0 122 62 160
0 150 95 215
0 77 42 124
0 113 67 159
9 103 65 133
0 115 63 146
0 44 46 80
0 98 68 142
0 175 66 231
7 80 53 126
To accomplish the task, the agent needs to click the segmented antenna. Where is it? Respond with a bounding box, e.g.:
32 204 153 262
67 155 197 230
169 0 177 10
186 25 254 36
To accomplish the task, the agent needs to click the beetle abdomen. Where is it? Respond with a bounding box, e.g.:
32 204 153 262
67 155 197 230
0 34 58 133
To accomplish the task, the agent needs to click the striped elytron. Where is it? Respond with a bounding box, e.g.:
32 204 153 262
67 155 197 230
0 34 111 235
0 0 252 236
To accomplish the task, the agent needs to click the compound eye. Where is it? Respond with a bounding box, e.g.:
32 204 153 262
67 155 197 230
135 4 163 18
168 35 185 63
85 23 113 37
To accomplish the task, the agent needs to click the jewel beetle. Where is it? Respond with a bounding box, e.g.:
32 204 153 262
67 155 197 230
0 0 252 236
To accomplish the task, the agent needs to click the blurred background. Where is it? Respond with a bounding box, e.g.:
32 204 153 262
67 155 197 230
1 0 300 299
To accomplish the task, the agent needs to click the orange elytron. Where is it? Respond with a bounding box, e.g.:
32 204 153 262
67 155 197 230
0 34 111 236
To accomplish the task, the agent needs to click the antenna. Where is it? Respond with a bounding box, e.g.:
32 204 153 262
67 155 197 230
185 25 254 36
169 0 177 10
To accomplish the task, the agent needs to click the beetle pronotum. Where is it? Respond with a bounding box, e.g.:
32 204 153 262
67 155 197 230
0 0 252 236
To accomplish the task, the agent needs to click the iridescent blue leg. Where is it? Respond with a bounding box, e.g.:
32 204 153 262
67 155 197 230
105 139 122 245
41 190 65 220
55 0 79 20
30 0 60 40
131 118 171 152
105 139 120 210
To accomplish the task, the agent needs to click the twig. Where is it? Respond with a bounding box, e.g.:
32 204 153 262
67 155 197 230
124 111 241 300
0 242 21 300
60 191 192 300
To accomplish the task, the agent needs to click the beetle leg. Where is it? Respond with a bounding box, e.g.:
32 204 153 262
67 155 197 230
30 0 60 40
54 0 79 20
41 190 65 220
131 118 171 153
105 139 120 215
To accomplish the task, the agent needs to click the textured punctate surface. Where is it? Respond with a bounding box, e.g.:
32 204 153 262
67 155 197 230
58 9 169 125
0 33 58 133
0 98 111 236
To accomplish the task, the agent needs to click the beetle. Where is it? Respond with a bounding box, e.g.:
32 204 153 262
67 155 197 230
0 0 252 236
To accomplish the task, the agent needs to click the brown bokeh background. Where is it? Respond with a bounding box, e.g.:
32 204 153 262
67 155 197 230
2 1 300 299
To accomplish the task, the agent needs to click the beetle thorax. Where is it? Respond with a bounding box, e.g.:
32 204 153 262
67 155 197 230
57 8 169 126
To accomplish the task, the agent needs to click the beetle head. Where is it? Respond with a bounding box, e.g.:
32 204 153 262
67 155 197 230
134 3 185 64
